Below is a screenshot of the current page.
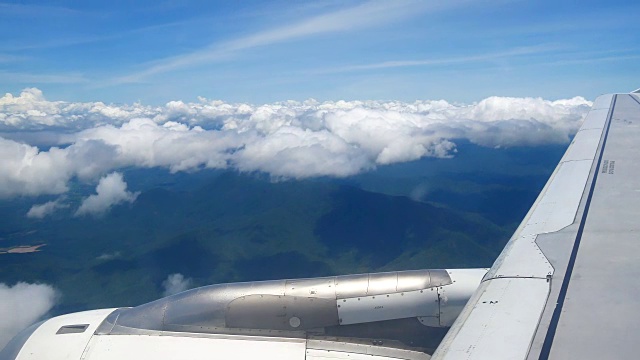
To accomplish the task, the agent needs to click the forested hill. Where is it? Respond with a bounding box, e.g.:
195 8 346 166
0 171 509 314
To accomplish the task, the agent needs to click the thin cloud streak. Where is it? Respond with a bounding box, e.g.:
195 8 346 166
0 54 24 63
0 2 81 17
488 7 640 37
537 53 640 67
0 71 88 84
1 20 190 52
112 0 467 84
1 35 118 52
316 45 563 73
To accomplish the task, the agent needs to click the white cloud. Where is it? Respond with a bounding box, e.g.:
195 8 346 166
0 282 57 349
162 273 192 297
114 1 452 83
0 88 159 131
322 45 561 73
26 199 68 218
0 71 88 84
0 88 593 200
409 183 430 202
96 251 121 261
0 137 73 197
75 172 139 217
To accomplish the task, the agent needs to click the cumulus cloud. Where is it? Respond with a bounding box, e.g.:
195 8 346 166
75 172 139 217
0 282 57 349
0 88 159 131
26 199 68 218
162 273 192 297
0 88 592 199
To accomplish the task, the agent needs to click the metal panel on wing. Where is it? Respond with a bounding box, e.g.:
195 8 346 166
338 289 439 325
434 278 550 359
226 294 339 330
285 278 336 298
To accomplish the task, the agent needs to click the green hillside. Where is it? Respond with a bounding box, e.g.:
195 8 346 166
0 171 510 314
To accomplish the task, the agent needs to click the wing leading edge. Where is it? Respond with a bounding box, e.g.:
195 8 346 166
432 92 640 359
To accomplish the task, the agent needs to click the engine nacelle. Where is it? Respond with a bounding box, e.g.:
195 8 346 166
1 268 487 359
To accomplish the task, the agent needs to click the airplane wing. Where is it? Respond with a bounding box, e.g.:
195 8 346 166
432 91 640 359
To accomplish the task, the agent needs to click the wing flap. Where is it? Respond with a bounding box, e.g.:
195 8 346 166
434 278 549 360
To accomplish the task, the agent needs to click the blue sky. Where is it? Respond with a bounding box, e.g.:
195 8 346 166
0 0 639 104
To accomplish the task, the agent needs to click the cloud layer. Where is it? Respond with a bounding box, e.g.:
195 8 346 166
0 88 592 199
0 282 57 349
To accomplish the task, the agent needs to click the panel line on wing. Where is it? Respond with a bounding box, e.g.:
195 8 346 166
628 93 640 106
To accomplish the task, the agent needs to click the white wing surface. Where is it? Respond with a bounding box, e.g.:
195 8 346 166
433 92 640 359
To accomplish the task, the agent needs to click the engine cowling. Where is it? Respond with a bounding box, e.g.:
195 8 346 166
1 268 487 359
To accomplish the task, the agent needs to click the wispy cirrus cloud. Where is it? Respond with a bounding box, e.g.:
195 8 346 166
0 71 88 84
0 54 24 63
1 35 117 52
538 53 640 67
315 44 562 73
0 2 81 18
0 19 190 52
113 0 470 84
